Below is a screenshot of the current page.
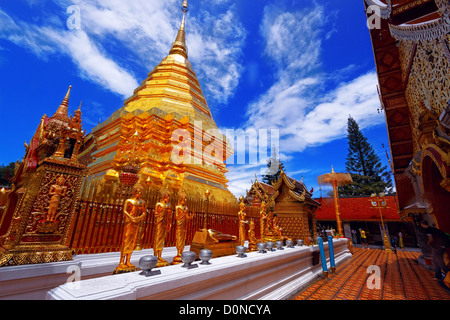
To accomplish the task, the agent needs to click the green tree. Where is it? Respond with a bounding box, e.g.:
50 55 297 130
0 162 16 187
339 116 393 196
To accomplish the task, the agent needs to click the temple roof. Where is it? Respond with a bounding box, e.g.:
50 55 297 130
246 169 319 207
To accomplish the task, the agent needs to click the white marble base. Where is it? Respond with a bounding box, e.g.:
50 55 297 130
0 246 183 300
46 239 351 300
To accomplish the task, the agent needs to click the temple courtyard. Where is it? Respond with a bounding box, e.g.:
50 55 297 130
294 247 450 300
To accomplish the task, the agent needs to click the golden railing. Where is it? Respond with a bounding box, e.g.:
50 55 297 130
67 186 261 255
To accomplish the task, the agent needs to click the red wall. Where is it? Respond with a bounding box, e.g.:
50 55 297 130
315 195 402 221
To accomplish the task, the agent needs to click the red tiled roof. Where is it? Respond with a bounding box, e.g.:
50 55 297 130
315 195 403 221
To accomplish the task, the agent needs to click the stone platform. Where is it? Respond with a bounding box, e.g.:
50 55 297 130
0 246 182 300
46 239 351 300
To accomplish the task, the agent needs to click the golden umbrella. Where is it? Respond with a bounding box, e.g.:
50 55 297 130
317 166 353 236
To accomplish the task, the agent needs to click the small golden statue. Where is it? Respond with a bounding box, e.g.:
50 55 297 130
272 214 283 237
248 219 258 251
38 175 68 234
47 176 68 222
238 196 248 246
153 188 172 267
113 185 146 274
172 191 194 265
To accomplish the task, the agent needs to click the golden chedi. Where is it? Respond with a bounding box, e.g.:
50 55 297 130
82 0 236 204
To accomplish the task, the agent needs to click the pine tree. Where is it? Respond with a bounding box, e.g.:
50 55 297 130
339 116 393 196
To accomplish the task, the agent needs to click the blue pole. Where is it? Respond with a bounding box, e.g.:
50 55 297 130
328 236 335 273
317 237 328 277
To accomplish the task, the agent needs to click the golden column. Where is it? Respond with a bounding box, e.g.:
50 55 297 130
317 166 353 236
203 189 210 230
370 193 391 252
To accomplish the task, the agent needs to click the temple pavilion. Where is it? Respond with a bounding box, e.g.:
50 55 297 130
245 170 320 242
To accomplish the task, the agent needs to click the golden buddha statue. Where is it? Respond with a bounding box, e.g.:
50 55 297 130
172 191 194 265
238 196 248 246
207 229 236 243
113 185 146 274
153 188 172 267
46 176 68 222
272 214 283 237
248 219 258 251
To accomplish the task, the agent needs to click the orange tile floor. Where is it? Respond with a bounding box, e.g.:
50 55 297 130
293 248 450 300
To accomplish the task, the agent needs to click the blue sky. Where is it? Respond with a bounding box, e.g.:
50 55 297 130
0 0 392 198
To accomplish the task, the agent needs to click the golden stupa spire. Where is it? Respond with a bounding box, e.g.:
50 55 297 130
169 0 189 59
51 85 71 122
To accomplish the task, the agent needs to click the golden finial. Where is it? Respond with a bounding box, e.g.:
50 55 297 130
60 85 72 107
170 0 189 58
182 0 188 13
52 85 72 121
64 85 72 101
331 165 335 173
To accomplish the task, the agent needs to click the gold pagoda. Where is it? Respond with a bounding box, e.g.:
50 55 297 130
81 0 236 203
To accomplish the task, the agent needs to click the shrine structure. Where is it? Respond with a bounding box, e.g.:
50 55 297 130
363 0 450 240
0 86 86 266
245 170 320 243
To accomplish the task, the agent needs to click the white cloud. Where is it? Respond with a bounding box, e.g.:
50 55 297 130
226 3 384 196
0 0 246 105
47 29 139 97
244 3 383 154
226 163 267 199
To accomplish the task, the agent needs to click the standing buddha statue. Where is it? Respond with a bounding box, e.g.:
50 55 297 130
172 191 193 265
113 185 146 274
153 188 172 267
46 176 68 222
238 196 248 246
248 219 258 251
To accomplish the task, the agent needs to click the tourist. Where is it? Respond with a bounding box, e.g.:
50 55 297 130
419 220 450 281
352 229 358 244
391 236 398 254
359 228 369 249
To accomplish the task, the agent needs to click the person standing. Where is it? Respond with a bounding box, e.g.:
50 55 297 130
419 220 449 281
359 228 369 249
398 231 404 249
352 229 358 244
